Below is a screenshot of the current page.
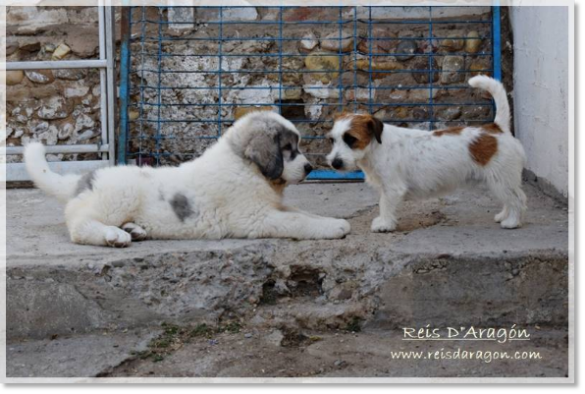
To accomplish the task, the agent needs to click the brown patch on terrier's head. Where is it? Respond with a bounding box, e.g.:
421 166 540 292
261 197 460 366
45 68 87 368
341 114 384 149
433 126 465 137
469 134 498 166
333 111 353 121
483 123 503 134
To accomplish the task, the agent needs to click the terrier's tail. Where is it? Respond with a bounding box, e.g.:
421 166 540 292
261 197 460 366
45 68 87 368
468 75 511 133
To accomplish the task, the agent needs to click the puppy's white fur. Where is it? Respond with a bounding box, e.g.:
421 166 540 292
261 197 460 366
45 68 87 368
25 112 350 247
326 76 527 232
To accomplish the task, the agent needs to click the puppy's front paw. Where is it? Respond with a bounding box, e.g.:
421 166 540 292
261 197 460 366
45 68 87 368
122 222 148 241
105 227 132 248
371 216 397 233
321 219 351 239
334 219 351 238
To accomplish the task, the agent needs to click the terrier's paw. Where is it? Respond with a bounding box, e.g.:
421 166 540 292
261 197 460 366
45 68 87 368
105 227 132 248
371 216 397 233
121 222 148 241
500 217 521 229
494 208 509 223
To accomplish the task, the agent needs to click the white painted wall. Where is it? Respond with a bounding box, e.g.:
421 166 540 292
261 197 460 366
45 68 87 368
510 6 569 198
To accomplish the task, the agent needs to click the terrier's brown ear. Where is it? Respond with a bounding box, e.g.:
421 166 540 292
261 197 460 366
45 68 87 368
368 116 384 144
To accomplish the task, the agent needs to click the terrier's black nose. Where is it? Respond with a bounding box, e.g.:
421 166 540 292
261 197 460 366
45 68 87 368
304 163 313 174
331 158 344 170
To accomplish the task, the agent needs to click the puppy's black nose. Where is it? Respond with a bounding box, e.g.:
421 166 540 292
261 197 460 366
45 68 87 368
331 158 344 170
304 163 313 174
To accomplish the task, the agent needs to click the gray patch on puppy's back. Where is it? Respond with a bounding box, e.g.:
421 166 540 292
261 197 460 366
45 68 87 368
75 170 96 196
170 193 195 222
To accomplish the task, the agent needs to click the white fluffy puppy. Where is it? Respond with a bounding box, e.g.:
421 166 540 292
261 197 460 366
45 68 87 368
25 112 350 247
326 75 527 232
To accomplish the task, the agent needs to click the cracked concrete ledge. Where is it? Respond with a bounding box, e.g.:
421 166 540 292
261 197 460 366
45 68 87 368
6 182 568 343
7 326 569 378
6 328 161 378
105 327 569 378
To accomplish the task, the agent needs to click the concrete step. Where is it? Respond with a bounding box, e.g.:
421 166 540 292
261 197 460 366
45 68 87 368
7 183 568 342
7 326 568 378
7 328 159 379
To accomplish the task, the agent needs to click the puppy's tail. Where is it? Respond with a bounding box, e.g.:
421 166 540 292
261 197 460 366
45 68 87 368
24 142 82 203
468 75 511 133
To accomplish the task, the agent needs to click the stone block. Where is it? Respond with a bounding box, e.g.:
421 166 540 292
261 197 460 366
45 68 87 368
25 70 55 85
52 43 71 60
6 70 25 86
440 56 465 84
168 7 195 36
321 32 354 53
7 7 68 35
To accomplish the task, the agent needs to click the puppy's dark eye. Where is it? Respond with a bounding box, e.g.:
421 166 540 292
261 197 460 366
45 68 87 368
283 143 292 151
343 134 357 147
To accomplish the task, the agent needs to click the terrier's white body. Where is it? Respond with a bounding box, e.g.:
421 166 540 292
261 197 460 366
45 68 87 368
25 112 350 247
327 76 527 232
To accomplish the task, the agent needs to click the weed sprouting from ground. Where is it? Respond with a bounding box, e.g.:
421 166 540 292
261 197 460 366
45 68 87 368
220 322 242 334
344 317 362 333
134 321 244 362
189 323 213 338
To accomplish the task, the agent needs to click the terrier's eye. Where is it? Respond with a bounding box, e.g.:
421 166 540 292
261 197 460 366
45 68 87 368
343 134 357 147
283 143 292 151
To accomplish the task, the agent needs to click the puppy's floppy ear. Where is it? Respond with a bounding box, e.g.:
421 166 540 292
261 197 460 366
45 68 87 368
244 132 284 180
368 116 384 144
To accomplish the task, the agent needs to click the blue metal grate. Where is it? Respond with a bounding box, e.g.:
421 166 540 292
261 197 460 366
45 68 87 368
119 6 501 180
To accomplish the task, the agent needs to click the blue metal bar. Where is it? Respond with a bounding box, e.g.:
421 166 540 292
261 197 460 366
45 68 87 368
117 6 131 164
134 35 493 43
130 118 495 125
137 7 147 165
136 19 491 26
154 8 164 164
368 6 373 114
131 67 492 74
146 5 486 9
490 3 502 126
428 6 434 130
493 2 502 81
278 6 283 113
307 170 364 180
133 102 494 108
132 84 493 91
337 6 344 112
217 7 223 136
353 6 358 113
130 52 494 58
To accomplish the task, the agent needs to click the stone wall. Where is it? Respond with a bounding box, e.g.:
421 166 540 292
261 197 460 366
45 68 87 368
5 6 513 168
5 6 104 163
